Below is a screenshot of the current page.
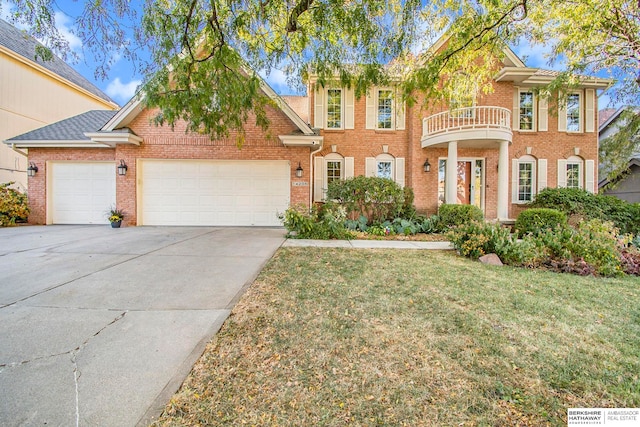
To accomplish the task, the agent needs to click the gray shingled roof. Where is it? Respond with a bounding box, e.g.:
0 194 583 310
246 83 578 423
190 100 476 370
0 19 115 104
6 110 118 141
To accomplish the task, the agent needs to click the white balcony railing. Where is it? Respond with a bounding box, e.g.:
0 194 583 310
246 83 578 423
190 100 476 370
422 106 512 139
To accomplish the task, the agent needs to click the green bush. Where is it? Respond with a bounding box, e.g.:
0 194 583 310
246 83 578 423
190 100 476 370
447 221 541 265
0 182 29 226
532 219 622 277
515 208 567 237
400 187 417 219
279 204 352 240
437 204 483 230
326 176 404 224
530 188 640 235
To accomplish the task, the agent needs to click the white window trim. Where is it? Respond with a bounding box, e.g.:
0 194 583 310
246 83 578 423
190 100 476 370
515 156 537 203
325 88 344 130
566 91 583 133
376 153 395 180
518 89 536 132
565 157 584 189
375 88 395 130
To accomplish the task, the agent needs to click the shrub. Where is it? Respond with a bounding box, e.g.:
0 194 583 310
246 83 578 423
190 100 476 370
326 176 404 224
530 187 640 235
447 221 539 265
279 204 352 240
391 217 420 235
619 248 640 276
0 182 29 226
532 219 622 277
438 204 483 230
400 187 417 219
419 215 440 234
515 208 567 237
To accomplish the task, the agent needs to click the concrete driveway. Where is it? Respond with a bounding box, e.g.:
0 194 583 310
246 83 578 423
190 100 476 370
0 225 285 426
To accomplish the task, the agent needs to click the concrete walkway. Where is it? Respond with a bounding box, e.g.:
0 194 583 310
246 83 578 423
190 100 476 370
0 225 285 427
283 238 453 250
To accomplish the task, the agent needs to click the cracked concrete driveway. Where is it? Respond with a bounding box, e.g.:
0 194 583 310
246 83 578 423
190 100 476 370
0 225 285 426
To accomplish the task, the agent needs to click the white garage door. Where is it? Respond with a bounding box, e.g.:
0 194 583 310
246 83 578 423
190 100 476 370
139 160 290 226
50 162 116 224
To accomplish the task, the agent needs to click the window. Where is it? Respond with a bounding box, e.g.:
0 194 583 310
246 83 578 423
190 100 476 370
327 160 343 184
566 93 581 132
450 73 476 118
326 89 342 129
377 90 393 129
566 163 581 188
517 162 534 201
377 161 392 179
519 91 534 131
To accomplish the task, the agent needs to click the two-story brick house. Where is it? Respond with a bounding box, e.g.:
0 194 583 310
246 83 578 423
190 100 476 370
308 45 610 220
5 43 610 226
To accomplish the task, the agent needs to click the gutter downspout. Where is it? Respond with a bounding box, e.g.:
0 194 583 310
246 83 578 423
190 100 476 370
10 143 28 158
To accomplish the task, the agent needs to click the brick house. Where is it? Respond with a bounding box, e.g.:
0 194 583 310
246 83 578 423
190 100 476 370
5 44 610 226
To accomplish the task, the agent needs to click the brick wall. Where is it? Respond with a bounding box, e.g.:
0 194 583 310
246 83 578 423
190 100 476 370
28 104 311 225
310 79 599 220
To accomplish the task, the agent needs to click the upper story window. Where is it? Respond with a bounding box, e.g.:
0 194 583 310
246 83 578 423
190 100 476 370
519 91 535 131
377 89 393 129
566 93 581 132
366 87 405 131
326 89 342 129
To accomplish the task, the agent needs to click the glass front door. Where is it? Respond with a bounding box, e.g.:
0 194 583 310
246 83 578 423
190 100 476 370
438 159 484 209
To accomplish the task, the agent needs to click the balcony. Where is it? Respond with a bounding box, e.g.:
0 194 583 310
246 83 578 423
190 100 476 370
421 106 512 148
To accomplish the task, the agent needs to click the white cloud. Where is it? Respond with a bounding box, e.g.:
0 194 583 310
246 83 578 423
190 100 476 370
260 68 304 95
105 77 141 104
53 11 82 53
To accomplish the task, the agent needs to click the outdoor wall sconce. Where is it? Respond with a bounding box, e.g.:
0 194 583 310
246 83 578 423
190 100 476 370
295 162 303 178
423 159 431 173
27 162 38 177
117 160 128 176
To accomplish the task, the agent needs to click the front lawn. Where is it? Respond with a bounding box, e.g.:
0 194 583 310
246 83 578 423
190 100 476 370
152 249 640 426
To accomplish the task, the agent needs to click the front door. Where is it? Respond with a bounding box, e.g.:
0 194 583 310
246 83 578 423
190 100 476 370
439 159 484 209
457 161 472 204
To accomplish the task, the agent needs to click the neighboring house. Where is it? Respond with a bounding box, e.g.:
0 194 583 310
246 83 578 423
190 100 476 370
598 107 640 203
0 19 118 191
5 37 610 226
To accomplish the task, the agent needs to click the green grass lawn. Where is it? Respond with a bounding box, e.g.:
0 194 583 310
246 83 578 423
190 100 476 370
152 248 640 426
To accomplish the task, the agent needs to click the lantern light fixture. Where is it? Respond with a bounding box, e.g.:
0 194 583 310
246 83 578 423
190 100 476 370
117 159 128 176
295 162 303 178
423 158 431 173
27 162 38 177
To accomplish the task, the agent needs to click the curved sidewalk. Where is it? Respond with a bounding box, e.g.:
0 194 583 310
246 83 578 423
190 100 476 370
282 239 454 250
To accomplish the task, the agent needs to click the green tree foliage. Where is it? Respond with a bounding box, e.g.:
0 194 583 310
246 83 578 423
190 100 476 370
600 108 640 185
2 0 638 142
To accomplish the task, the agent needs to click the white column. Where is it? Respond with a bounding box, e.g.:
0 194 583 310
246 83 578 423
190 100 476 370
445 140 458 204
497 139 509 220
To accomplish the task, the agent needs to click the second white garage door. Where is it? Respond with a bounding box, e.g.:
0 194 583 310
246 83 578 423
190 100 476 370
139 160 290 226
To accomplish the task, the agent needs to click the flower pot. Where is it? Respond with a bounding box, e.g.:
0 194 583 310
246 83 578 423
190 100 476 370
111 220 122 228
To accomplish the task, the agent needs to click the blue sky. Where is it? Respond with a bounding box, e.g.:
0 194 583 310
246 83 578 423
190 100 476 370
0 1 618 108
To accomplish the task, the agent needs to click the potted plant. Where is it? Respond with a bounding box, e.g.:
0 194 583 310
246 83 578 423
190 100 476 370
108 208 124 228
